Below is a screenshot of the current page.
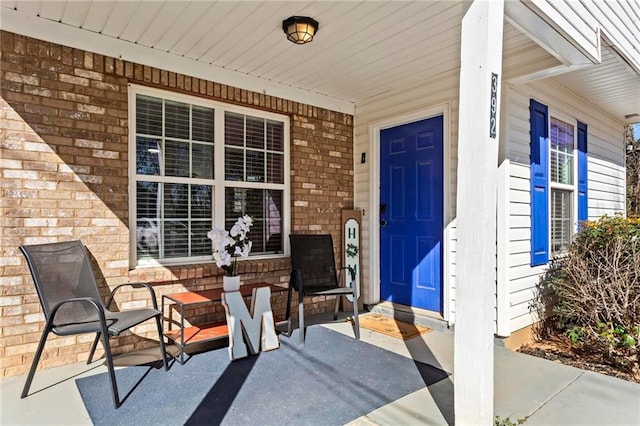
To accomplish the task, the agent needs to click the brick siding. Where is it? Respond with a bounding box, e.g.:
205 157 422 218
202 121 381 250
0 31 354 377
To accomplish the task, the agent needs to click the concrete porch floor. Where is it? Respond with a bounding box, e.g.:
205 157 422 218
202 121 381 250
1 312 639 425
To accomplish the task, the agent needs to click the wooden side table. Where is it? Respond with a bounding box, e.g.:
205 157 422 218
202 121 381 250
162 282 287 364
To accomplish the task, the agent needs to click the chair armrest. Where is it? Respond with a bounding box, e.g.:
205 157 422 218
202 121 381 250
106 282 158 310
337 266 356 286
49 297 107 325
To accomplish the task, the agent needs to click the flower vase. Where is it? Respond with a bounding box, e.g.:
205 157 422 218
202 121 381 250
223 275 241 292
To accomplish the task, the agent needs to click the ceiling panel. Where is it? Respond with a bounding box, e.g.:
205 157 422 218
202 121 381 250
81 1 116 33
101 1 142 38
163 2 223 56
38 0 65 21
1 0 637 120
154 2 220 53
553 44 640 120
60 1 91 27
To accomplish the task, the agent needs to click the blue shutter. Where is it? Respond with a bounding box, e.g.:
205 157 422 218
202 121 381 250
577 121 588 230
530 99 549 266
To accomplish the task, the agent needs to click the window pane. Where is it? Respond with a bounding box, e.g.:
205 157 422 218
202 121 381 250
136 181 159 218
192 142 214 179
165 100 190 139
246 116 264 149
265 190 283 252
225 148 244 181
136 95 162 136
192 105 214 142
267 152 284 184
266 120 283 151
192 220 211 255
191 185 212 219
247 150 265 182
164 183 188 218
225 188 283 254
165 140 190 177
551 189 573 254
551 151 573 185
164 220 189 258
136 137 161 176
224 112 284 184
225 112 244 146
137 218 159 259
136 181 159 260
551 119 574 153
550 118 574 185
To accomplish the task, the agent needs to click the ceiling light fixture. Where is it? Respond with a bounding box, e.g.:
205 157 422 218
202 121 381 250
282 16 319 45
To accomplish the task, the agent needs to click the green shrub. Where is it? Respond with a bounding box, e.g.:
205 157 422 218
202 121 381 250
494 416 527 426
549 215 640 368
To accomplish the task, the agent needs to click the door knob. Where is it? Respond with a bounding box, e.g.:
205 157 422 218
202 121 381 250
380 219 387 227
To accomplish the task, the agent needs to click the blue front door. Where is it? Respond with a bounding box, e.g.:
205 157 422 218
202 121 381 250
380 116 443 312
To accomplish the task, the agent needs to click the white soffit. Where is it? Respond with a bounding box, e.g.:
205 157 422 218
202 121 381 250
0 5 355 114
2 1 636 122
0 1 467 114
552 43 640 124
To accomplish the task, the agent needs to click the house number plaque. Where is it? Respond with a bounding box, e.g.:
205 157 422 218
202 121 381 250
489 72 498 139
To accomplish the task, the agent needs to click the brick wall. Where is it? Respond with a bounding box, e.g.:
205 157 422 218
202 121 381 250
0 31 354 377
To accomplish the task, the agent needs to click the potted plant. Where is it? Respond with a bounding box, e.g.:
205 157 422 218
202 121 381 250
207 215 253 291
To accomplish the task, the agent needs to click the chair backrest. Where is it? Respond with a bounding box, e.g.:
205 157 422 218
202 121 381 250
20 240 103 324
289 234 339 293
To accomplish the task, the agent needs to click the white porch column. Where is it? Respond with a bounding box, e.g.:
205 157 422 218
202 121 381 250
454 0 504 425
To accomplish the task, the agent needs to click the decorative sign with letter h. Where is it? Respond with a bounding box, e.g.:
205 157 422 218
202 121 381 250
221 286 280 360
342 209 362 309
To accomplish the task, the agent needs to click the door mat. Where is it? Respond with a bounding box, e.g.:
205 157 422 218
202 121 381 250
354 313 432 340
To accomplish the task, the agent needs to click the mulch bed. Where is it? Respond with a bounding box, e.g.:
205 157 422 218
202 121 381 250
517 333 640 384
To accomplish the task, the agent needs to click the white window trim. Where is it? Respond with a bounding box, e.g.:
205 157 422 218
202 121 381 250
548 111 578 257
128 84 291 268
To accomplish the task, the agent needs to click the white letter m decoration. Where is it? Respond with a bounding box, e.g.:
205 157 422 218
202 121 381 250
221 286 280 360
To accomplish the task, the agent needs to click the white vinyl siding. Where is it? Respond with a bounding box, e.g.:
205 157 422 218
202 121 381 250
527 0 601 62
503 79 626 332
568 0 640 73
353 69 458 323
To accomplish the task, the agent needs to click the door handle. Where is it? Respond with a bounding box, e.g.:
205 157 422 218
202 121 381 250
380 219 387 227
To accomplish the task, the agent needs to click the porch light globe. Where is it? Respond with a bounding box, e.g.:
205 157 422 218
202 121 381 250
282 16 319 45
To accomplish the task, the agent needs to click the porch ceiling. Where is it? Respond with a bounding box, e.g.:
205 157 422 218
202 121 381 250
552 43 640 124
1 0 638 122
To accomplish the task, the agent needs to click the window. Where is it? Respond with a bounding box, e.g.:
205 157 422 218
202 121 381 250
549 118 575 254
530 99 587 266
130 86 289 266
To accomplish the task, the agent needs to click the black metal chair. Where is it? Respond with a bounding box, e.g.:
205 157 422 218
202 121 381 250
286 234 360 344
19 240 168 408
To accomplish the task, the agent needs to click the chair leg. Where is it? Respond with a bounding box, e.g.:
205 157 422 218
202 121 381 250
333 295 340 320
21 326 51 398
87 332 101 364
352 294 360 340
298 300 305 345
155 315 169 371
285 285 293 337
100 331 120 409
